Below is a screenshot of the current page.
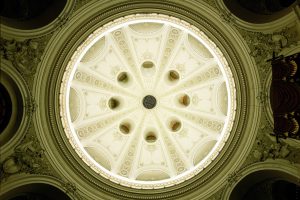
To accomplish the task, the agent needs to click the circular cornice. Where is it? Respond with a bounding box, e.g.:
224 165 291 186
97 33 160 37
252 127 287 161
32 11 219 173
34 0 261 199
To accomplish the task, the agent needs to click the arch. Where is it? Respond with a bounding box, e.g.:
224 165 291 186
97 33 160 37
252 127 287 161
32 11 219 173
0 174 74 200
0 0 75 39
0 60 31 159
223 160 300 199
1 0 67 29
223 0 297 24
216 0 299 32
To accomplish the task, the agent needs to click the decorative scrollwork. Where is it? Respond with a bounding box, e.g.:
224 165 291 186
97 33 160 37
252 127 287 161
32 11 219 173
0 37 49 77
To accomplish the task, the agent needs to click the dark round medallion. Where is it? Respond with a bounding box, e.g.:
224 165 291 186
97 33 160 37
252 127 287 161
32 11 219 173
143 95 157 109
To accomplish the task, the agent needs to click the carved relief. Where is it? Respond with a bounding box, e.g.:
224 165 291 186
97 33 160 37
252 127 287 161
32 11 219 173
219 9 236 25
237 25 299 81
227 171 243 187
0 129 53 182
25 95 37 116
247 130 300 165
0 37 49 77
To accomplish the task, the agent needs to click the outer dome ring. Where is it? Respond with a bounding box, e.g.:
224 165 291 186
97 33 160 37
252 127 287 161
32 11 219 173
34 1 260 199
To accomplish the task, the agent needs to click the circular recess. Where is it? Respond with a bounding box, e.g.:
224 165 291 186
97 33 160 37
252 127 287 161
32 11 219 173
169 119 182 132
142 61 155 69
119 122 131 134
108 97 120 110
145 131 157 143
141 60 156 77
117 72 129 85
60 14 236 189
143 95 157 109
168 70 180 83
177 94 190 107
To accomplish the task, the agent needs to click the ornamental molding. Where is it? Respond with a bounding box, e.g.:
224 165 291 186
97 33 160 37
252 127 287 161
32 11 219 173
0 60 32 160
235 24 300 129
237 25 299 81
0 36 50 79
0 126 54 183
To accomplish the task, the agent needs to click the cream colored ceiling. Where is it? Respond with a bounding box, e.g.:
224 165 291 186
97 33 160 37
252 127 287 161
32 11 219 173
60 14 236 189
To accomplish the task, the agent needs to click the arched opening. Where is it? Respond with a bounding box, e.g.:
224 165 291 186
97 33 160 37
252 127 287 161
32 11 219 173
0 0 67 29
230 170 300 200
1 183 71 200
0 70 23 146
223 0 297 23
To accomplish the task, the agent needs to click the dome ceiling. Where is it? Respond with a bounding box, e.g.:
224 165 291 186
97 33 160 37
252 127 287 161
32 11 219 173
60 14 236 189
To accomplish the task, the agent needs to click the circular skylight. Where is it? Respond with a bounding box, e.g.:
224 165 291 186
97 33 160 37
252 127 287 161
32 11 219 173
60 14 236 189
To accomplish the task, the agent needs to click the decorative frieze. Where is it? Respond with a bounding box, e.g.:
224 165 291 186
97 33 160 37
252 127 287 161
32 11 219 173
237 25 299 81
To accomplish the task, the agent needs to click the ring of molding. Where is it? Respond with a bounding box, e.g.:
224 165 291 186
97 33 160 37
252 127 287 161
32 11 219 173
0 60 31 160
34 0 261 199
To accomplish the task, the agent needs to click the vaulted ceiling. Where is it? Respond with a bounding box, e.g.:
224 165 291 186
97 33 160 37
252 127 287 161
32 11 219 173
1 1 299 200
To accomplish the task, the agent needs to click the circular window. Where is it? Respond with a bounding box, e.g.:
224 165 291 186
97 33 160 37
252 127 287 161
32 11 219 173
60 14 236 189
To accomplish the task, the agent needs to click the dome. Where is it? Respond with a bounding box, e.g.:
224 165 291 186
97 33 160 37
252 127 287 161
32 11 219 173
2 1 299 199
60 14 236 189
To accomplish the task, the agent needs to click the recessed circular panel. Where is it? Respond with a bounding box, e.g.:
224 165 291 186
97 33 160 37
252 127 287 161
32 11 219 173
60 14 236 189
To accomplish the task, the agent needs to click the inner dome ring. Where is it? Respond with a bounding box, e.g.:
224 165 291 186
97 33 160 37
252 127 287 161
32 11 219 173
60 14 236 189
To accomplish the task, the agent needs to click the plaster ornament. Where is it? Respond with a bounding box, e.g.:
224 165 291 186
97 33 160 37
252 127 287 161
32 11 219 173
3 157 21 174
0 37 48 76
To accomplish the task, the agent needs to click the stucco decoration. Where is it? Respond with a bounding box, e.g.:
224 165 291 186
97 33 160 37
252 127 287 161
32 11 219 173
60 14 236 189
0 127 54 183
0 37 50 78
234 24 299 129
236 24 299 80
